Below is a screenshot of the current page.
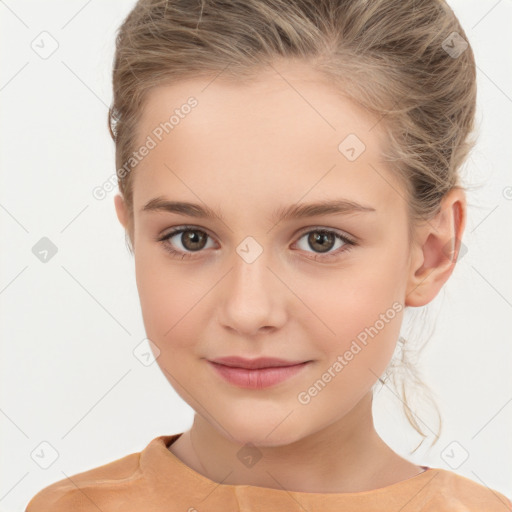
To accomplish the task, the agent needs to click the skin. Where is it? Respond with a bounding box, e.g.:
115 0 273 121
114 60 466 493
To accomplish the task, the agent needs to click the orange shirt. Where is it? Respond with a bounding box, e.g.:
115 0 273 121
25 433 512 511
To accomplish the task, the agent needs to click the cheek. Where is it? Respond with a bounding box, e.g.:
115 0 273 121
134 249 204 348
291 273 403 417
134 259 206 393
292 255 405 366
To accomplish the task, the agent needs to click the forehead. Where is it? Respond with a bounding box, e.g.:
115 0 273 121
138 63 381 148
132 63 405 216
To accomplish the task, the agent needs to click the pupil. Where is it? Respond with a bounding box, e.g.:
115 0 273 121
309 231 334 253
183 230 206 251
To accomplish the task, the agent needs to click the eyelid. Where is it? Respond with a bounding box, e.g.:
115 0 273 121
294 225 357 244
158 224 216 243
158 224 356 245
157 224 357 259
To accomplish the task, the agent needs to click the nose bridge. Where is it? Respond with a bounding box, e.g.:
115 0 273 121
230 234 274 298
217 234 285 334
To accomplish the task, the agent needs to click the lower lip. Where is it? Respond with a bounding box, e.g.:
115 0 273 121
207 361 311 389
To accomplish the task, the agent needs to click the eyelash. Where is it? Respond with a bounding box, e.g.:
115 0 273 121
156 225 357 262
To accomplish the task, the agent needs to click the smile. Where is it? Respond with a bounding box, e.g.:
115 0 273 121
207 360 311 389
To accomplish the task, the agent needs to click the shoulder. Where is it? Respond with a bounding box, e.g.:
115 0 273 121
418 468 512 511
24 450 143 512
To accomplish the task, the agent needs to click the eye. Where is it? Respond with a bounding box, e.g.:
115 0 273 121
156 225 356 261
293 228 356 261
157 225 215 259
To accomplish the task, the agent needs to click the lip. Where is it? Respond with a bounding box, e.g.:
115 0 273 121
207 357 312 389
209 356 310 369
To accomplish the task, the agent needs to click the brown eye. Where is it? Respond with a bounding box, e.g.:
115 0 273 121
178 230 208 251
157 225 356 261
158 226 215 258
307 231 336 253
294 228 356 261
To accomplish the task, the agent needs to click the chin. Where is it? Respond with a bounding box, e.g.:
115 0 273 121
219 413 310 448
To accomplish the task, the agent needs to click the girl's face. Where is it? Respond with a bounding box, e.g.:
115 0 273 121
117 62 418 446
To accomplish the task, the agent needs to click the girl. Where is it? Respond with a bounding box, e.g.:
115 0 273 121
26 0 511 510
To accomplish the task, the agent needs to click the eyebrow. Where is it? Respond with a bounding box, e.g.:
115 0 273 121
141 196 376 223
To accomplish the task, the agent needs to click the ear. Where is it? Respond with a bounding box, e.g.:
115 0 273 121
114 193 135 254
114 193 128 229
405 187 467 307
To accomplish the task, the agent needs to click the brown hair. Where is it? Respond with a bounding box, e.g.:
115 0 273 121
108 0 478 452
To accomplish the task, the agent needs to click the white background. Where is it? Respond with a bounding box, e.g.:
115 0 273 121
1 1 511 510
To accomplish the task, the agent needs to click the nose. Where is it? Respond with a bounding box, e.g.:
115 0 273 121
216 245 287 337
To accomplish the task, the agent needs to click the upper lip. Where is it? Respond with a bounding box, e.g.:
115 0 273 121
209 356 310 369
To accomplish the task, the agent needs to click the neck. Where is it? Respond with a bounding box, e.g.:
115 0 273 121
169 391 422 493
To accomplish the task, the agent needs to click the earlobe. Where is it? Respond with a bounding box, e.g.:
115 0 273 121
114 193 128 229
405 188 467 307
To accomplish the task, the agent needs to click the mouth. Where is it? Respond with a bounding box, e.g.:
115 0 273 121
207 359 312 389
208 356 312 370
